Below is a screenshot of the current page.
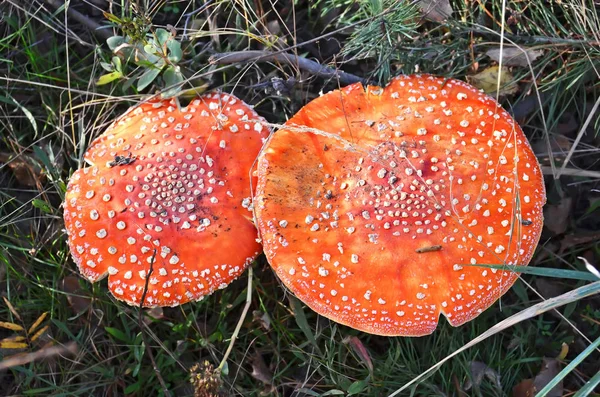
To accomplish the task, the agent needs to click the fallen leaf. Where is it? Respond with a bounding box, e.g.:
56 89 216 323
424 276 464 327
0 152 44 187
513 378 535 397
467 66 519 96
252 310 271 331
417 0 453 22
0 322 24 332
535 278 566 299
3 297 22 321
486 47 543 67
544 197 572 235
463 361 502 391
343 336 373 375
250 353 273 385
27 312 48 335
512 358 562 397
61 276 92 315
534 358 562 396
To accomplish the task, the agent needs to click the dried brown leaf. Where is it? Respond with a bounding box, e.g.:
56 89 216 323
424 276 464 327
252 310 271 331
544 197 572 235
343 336 373 375
486 47 543 67
61 276 91 315
464 361 502 391
251 353 273 385
417 0 452 22
512 358 562 397
0 152 44 187
3 297 22 321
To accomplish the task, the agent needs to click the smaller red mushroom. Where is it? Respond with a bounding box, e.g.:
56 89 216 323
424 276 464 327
64 93 269 306
254 74 546 336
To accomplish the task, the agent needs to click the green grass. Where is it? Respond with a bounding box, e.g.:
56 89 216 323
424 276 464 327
1 0 600 396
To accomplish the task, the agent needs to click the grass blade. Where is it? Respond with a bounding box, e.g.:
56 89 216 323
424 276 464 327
572 370 600 397
467 264 600 282
535 335 600 397
389 281 600 396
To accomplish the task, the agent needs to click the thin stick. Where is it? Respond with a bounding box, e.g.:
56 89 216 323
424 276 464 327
137 249 172 397
45 0 112 41
209 51 366 85
218 266 253 371
556 94 600 179
0 342 78 371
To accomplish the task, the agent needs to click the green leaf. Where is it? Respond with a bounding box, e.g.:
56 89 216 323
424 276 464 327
347 380 368 395
99 62 114 72
124 381 141 394
220 360 229 376
105 326 131 343
107 35 125 51
31 199 52 214
163 66 183 87
166 39 182 62
161 66 184 97
97 71 123 86
154 28 171 46
137 67 162 91
143 43 158 55
467 264 600 282
321 390 345 396
112 56 122 73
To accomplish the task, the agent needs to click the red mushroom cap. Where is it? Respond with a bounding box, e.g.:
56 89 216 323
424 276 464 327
254 74 546 336
64 93 269 307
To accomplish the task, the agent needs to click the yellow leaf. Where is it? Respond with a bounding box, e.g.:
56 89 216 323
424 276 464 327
28 312 48 335
0 341 28 349
0 322 24 332
557 342 569 360
30 325 49 343
467 66 519 96
1 336 25 343
97 71 123 86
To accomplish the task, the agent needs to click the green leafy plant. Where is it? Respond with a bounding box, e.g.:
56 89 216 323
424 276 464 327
100 24 185 97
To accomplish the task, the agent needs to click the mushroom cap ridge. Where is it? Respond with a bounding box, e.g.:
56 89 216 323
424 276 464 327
254 74 546 336
64 93 269 307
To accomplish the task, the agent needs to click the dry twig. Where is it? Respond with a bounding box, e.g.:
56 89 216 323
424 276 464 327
210 51 367 85
0 342 78 371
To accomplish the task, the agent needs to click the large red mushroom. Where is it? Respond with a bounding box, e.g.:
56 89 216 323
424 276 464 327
64 93 269 306
254 74 546 336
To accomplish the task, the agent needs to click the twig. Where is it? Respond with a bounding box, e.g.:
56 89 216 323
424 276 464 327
218 266 253 371
541 166 600 180
0 342 78 371
137 249 172 397
556 95 600 179
209 51 367 85
45 0 112 41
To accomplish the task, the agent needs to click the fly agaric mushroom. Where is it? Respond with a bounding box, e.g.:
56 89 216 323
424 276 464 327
254 74 545 336
64 93 269 307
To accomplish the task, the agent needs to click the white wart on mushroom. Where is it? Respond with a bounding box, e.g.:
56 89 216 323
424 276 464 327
255 75 545 336
64 94 269 306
